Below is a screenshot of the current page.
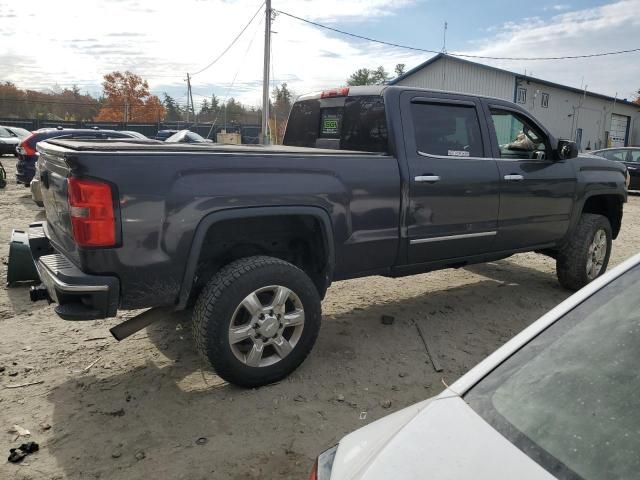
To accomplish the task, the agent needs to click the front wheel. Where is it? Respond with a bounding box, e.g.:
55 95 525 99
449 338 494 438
192 256 321 388
556 213 612 291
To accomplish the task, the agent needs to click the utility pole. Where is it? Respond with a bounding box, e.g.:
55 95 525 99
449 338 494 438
261 0 271 144
188 74 196 125
186 73 192 124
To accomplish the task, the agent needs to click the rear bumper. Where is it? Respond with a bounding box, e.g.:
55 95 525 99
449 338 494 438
29 223 120 320
16 155 36 184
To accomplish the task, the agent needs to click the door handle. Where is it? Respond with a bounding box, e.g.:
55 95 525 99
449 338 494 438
415 175 441 183
504 174 524 181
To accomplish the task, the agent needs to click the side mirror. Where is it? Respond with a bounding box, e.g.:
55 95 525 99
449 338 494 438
556 140 578 160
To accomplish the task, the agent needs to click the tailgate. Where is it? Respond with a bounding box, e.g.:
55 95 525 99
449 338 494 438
37 144 81 263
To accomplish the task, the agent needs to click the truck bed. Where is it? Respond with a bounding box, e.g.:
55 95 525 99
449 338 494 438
43 138 383 156
36 138 402 311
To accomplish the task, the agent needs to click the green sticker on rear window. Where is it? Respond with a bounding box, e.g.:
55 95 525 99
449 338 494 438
321 115 340 135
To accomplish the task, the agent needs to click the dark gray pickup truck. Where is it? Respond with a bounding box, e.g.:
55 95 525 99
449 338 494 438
28 85 627 387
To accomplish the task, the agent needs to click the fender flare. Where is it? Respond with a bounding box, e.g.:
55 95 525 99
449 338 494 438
570 189 626 240
176 205 335 309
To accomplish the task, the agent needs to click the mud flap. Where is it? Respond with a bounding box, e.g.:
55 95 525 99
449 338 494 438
6 229 40 286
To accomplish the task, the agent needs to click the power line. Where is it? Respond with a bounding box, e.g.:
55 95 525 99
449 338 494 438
275 9 640 61
190 1 265 76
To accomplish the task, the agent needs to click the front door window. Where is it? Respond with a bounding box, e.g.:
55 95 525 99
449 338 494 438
490 110 547 160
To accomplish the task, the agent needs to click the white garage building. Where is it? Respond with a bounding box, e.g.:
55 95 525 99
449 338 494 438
390 53 640 150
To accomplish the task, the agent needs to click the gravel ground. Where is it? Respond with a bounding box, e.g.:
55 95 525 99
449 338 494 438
1 153 638 480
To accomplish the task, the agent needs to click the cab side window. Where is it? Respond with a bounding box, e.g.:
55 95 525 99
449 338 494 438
490 109 548 160
410 102 483 158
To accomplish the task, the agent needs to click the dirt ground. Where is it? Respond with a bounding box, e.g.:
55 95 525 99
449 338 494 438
0 153 638 480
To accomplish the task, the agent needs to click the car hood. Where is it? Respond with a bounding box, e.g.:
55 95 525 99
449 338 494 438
0 137 20 145
330 395 555 480
574 152 626 175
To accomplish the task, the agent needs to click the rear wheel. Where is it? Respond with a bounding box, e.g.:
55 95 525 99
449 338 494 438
556 213 612 290
192 256 321 387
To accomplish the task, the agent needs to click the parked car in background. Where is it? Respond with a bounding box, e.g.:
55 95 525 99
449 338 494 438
592 147 640 191
16 128 142 187
311 252 640 480
154 129 179 141
0 125 30 155
120 130 148 139
165 129 213 143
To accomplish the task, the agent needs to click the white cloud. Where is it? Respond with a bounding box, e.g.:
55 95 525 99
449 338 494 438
0 0 422 108
544 4 571 11
455 0 640 100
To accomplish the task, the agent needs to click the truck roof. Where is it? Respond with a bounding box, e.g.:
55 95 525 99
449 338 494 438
296 85 387 101
295 84 514 105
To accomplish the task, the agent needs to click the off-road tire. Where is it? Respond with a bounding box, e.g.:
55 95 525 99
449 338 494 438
556 213 612 291
192 255 321 388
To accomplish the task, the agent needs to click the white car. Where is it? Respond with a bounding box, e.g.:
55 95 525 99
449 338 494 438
310 253 640 480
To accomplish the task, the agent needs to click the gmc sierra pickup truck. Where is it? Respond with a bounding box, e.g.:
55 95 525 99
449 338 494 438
28 85 627 387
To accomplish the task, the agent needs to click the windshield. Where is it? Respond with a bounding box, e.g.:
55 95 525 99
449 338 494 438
466 264 640 480
8 126 30 137
283 95 388 153
165 130 206 143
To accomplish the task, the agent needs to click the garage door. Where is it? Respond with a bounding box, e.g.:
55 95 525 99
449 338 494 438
610 114 630 147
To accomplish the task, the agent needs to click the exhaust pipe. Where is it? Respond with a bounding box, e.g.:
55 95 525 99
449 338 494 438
110 307 172 341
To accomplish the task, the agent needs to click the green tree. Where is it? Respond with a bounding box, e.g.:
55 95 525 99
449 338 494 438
347 68 374 86
163 93 182 121
346 66 390 86
271 82 294 143
199 98 210 117
394 63 406 77
210 94 220 111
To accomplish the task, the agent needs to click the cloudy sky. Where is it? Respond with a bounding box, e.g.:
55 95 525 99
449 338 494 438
1 0 639 109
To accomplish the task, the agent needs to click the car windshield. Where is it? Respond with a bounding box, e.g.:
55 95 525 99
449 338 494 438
8 127 30 137
466 264 640 480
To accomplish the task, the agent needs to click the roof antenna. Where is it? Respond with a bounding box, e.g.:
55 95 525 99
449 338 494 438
442 21 448 54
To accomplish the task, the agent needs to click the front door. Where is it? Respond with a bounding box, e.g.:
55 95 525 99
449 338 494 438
486 105 576 251
401 93 501 264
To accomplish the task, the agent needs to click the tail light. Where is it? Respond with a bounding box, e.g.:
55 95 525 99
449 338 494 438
308 445 338 480
67 177 116 247
20 133 38 156
321 87 349 99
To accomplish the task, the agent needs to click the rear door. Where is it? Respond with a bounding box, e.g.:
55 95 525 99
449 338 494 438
400 92 500 264
484 103 576 250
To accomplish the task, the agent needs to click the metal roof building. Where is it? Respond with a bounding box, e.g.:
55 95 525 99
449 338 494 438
390 53 640 150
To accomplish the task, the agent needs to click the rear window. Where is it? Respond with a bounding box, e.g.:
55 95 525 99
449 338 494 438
410 102 483 157
283 95 388 153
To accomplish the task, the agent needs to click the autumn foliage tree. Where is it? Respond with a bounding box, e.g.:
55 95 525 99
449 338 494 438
96 71 165 122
